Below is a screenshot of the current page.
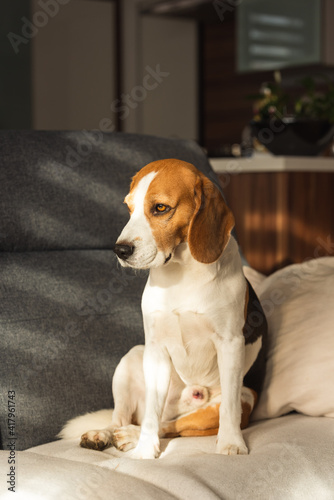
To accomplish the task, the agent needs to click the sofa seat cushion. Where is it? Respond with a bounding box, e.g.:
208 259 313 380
1 414 333 499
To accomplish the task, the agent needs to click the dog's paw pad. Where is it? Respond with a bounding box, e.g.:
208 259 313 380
80 430 112 451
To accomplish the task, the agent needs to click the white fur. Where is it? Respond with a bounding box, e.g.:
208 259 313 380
59 409 114 440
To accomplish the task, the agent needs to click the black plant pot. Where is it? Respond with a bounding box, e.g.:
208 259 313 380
250 117 334 156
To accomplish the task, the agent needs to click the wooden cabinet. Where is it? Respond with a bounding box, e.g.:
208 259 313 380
216 169 334 274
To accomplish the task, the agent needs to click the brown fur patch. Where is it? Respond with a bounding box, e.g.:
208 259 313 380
162 389 258 438
162 404 221 438
144 161 198 254
188 174 235 263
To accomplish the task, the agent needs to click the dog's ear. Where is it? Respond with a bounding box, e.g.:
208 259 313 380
188 174 235 264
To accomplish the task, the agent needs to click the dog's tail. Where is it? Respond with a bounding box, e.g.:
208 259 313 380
57 409 114 440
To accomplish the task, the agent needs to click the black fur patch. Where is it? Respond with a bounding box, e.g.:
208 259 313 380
243 279 268 395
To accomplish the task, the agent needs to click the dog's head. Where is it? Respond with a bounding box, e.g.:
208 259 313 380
113 159 234 269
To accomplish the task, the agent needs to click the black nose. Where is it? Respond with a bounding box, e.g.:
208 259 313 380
113 243 134 260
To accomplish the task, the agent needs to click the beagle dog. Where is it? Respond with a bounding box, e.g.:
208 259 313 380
60 159 267 458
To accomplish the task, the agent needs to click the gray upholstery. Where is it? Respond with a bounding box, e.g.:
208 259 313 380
0 131 219 450
0 131 218 252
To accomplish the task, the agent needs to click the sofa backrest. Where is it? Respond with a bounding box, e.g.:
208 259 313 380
0 130 219 252
0 131 220 450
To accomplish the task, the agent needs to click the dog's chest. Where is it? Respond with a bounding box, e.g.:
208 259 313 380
168 311 219 386
143 258 217 312
141 257 240 386
143 296 220 386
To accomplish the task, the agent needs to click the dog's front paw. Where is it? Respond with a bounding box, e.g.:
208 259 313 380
113 424 141 452
80 429 113 451
130 435 160 459
216 433 248 456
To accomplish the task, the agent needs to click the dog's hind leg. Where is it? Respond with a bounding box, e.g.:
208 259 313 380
161 386 257 438
81 346 146 451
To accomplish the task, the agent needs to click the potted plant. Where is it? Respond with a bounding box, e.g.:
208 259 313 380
250 72 334 156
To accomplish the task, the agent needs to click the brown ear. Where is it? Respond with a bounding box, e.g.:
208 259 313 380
188 174 235 264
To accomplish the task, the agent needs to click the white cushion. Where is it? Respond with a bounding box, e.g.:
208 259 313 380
244 257 334 420
14 414 334 499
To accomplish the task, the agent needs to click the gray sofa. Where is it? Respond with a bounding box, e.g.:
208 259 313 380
1 131 334 499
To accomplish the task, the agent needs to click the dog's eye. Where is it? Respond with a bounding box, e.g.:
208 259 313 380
155 204 168 213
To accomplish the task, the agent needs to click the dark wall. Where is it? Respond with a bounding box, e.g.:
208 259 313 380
0 1 32 128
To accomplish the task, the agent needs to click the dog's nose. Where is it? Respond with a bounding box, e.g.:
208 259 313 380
113 243 134 260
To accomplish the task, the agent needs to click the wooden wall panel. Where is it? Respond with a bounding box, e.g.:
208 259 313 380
219 172 334 274
287 173 334 263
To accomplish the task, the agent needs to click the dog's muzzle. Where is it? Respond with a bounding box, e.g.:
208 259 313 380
113 243 134 261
